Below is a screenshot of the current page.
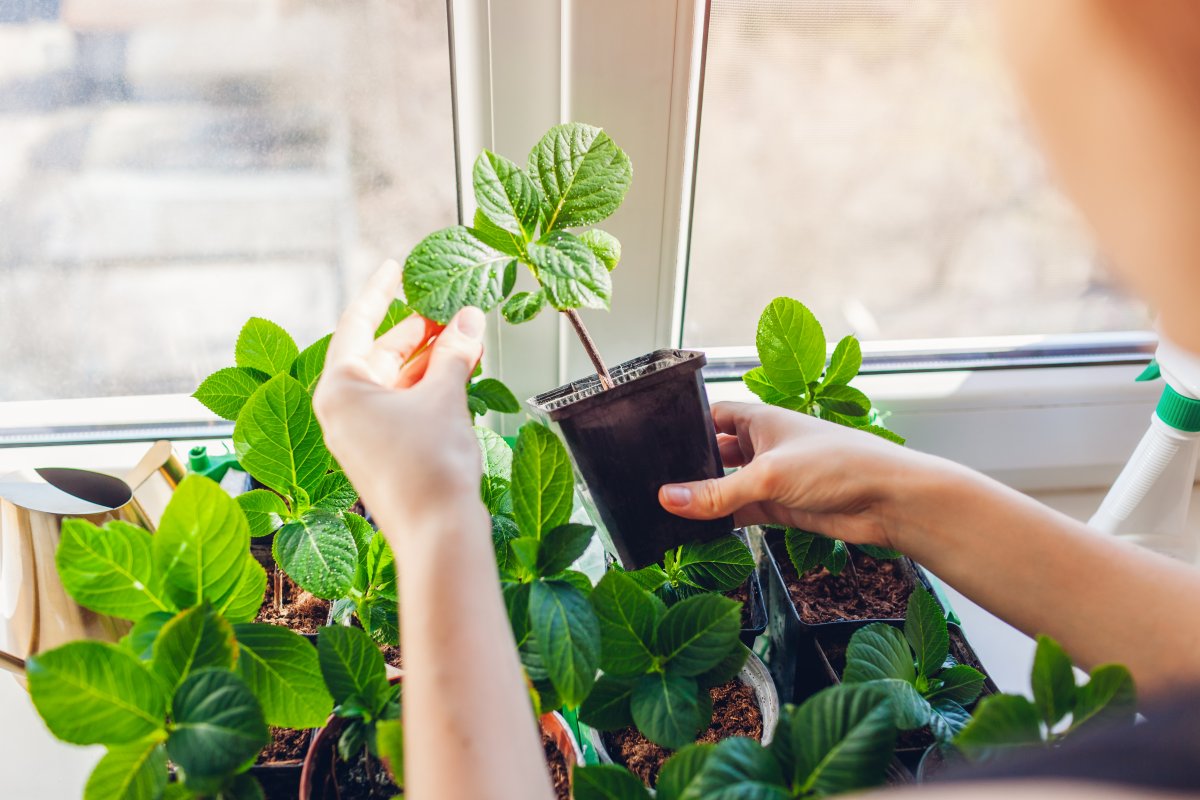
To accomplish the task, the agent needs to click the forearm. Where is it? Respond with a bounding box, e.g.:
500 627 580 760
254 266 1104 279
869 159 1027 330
890 457 1200 695
383 503 553 800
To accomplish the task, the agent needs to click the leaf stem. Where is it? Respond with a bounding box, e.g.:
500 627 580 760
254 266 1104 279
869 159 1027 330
274 568 285 614
563 309 614 390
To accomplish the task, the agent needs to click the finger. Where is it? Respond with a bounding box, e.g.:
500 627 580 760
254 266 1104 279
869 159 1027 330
717 434 749 467
711 401 759 437
421 307 486 389
658 465 766 521
363 314 436 386
327 260 403 369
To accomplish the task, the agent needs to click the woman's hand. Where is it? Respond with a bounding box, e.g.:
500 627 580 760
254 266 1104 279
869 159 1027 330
658 401 952 551
314 260 487 535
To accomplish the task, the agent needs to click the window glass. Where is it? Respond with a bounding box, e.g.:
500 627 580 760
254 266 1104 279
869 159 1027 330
0 0 455 401
683 0 1149 349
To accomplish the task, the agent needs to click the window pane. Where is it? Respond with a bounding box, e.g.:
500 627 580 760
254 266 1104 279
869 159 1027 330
683 0 1149 349
0 0 455 401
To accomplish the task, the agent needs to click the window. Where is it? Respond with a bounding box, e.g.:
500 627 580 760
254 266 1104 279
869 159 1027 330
0 0 456 402
683 0 1150 350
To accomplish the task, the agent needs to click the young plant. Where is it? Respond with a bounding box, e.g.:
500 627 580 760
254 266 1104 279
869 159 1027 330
841 586 984 742
401 122 632 388
31 476 335 800
578 570 746 749
954 634 1136 760
622 535 756 605
574 682 898 799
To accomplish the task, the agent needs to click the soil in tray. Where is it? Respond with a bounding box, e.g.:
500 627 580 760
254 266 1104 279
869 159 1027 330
603 678 763 787
257 726 310 765
725 581 756 628
767 535 913 624
543 729 571 800
255 567 330 634
380 645 402 668
320 751 398 799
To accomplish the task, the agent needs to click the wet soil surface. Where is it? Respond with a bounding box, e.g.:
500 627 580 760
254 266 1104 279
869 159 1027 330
603 678 763 787
257 727 310 764
324 751 398 799
768 534 913 624
254 567 330 634
543 729 570 800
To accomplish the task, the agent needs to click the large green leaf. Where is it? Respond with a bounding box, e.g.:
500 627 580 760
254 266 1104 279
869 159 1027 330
290 333 332 393
469 378 521 414
503 581 532 647
873 678 932 730
655 743 714 800
502 290 546 324
528 123 632 231
1072 663 1136 732
630 672 704 749
578 674 635 731
536 523 595 576
272 510 357 600
656 593 742 677
783 529 835 576
355 530 397 601
472 208 524 256
755 297 826 396
311 470 357 513
28 641 167 745
167 668 268 793
56 518 170 620
815 385 871 418
402 225 515 323
590 570 662 677
194 367 267 421
573 764 652 800
529 579 600 707
236 490 288 538
477 426 514 516
527 231 612 310
214 556 267 624
152 604 236 695
154 476 251 609
473 150 541 238
955 693 1044 759
742 367 794 408
578 228 621 271
678 737 790 800
511 423 574 539
674 536 755 593
1031 634 1076 727
233 374 330 498
492 515 521 578
123 611 174 660
233 623 334 729
926 664 986 706
843 624 916 685
904 587 948 679
928 698 973 743
235 318 298 376
84 736 168 800
781 683 896 795
317 625 390 714
822 336 863 387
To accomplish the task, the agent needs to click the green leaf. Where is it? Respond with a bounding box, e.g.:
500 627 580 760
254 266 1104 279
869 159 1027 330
469 378 521 414
905 586 949 679
528 123 632 231
84 736 168 800
511 422 574 539
123 611 174 660
630 672 704 749
928 698 973 743
56 518 170 620
844 623 917 685
527 230 612 310
623 564 671 593
236 489 288 538
503 581 532 647
816 384 872 418
573 764 652 800
556 569 595 595
402 225 515 323
529 579 600 707
1031 634 1077 727
862 424 906 445
375 718 405 788
1072 663 1136 732
927 664 986 706
473 150 542 238
291 334 332 393
312 470 358 512
656 593 741 677
233 623 334 729
755 297 825 396
578 674 636 731
194 368 267 421
343 512 374 554
28 641 167 745
655 743 713 800
318 625 390 714
356 530 397 600
510 536 541 577
167 668 268 793
235 318 298 376
214 773 265 800
954 694 1043 758
681 737 789 800
536 523 595 576
783 529 834 576
374 299 413 338
874 678 932 730
468 393 490 417
234 373 330 498
695 643 750 688
272 510 357 600
857 544 903 560
154 476 251 609
152 604 236 694
492 515 521 577
674 536 755 593
590 570 662 677
823 336 863 387
471 208 524 256
824 539 849 576
782 683 896 795
578 229 622 271
501 290 546 324
741 367 793 408
215 556 267 624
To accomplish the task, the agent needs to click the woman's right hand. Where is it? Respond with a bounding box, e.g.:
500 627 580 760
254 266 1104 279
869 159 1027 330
658 401 955 551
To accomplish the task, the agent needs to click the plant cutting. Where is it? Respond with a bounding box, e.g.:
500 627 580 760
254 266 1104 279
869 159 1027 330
401 121 732 568
573 682 899 799
29 475 336 799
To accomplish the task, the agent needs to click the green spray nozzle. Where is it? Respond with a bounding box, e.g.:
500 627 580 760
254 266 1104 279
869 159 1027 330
187 446 241 482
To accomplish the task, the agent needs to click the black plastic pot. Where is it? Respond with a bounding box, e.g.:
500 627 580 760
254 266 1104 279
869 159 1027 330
529 349 731 569
251 729 313 800
737 569 768 648
752 526 946 704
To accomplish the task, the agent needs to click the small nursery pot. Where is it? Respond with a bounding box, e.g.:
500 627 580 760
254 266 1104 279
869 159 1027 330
300 676 404 800
529 349 732 569
251 729 314 800
541 710 586 799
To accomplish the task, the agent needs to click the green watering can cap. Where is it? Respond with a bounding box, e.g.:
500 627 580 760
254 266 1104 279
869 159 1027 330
1156 384 1200 432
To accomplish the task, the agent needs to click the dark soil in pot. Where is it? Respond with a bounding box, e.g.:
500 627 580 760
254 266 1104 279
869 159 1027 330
602 679 763 786
379 645 402 669
253 727 312 800
767 534 912 624
543 729 570 800
255 566 330 638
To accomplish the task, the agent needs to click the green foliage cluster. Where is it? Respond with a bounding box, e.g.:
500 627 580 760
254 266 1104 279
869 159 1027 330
622 536 756 605
30 477 335 800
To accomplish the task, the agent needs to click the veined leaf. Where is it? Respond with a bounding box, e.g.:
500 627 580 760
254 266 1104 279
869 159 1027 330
233 623 334 729
469 378 520 414
843 623 916 685
291 334 332 393
527 123 632 231
530 579 600 707
578 674 636 732
655 743 713 800
784 529 835 576
167 668 268 794
473 150 541 238
511 423 574 539
312 470 357 513
234 374 330 499
674 536 755 593
863 424 906 445
236 489 288 538
374 299 413 339
402 225 515 323
235 318 298 377
502 290 546 324
756 297 825 396
153 476 251 609
816 384 871 418
782 683 896 795
742 366 794 408
927 664 986 706
823 336 863 387
824 539 849 576
1072 663 1136 732
954 694 1043 758
123 611 174 661
56 518 170 620
578 229 621 271
590 570 662 677
492 515 521 578
84 736 168 800
683 737 789 800
317 626 390 715
272 510 357 600
656 593 741 677
194 368 267 421
874 678 932 730
1031 634 1076 727
151 604 236 695
536 523 595 576
630 672 704 749
375 718 405 789
573 764 652 800
623 564 671 593
528 231 612 310
695 643 750 688
214 556 267 625
356 530 397 601
503 581 532 648
905 586 949 679
929 698 973 743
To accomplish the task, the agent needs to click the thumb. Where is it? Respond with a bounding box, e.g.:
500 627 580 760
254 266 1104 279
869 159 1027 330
659 466 763 520
423 306 486 387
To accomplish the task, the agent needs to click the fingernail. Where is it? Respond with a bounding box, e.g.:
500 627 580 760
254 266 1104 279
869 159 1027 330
456 306 485 338
662 485 692 507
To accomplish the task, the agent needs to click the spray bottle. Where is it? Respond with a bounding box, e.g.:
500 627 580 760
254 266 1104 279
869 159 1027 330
1089 337 1200 562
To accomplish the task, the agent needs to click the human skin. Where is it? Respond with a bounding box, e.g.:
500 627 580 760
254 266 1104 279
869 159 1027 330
314 260 553 800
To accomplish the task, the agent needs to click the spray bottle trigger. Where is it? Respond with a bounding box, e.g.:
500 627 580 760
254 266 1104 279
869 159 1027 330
1136 359 1162 382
